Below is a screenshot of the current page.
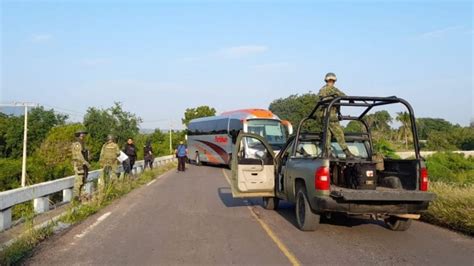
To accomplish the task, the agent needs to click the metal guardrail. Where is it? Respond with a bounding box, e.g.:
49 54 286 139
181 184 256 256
0 155 176 231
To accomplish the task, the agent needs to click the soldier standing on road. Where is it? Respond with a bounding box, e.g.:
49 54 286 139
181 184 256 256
317 72 356 159
99 135 121 193
71 130 90 201
175 141 188 172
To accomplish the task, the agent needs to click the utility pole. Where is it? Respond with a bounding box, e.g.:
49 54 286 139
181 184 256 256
0 102 38 187
169 121 173 155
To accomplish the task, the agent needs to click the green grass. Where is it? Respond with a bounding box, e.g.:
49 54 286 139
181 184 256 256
0 162 177 265
421 182 474 236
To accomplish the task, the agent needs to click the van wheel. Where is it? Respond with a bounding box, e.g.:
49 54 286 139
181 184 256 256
385 216 412 231
295 187 320 231
262 197 279 210
195 153 201 166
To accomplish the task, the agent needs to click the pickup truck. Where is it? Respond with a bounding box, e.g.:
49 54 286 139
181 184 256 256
229 96 436 231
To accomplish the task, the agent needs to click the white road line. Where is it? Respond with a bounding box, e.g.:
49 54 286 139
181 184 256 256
74 212 111 239
146 179 157 186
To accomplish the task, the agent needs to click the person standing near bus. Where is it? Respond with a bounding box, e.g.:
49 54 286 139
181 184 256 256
175 141 188 172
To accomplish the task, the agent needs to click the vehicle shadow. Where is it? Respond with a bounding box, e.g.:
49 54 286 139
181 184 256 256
217 187 386 229
217 187 260 208
275 201 386 229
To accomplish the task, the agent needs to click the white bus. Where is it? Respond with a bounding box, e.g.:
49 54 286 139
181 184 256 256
187 109 293 167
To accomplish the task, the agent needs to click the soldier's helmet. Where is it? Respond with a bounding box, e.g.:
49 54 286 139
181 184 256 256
74 130 88 137
324 72 337 82
107 134 115 142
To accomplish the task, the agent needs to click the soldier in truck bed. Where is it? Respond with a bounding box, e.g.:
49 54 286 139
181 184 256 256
317 72 356 159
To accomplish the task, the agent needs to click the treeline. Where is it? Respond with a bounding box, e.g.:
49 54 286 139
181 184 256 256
0 103 185 191
269 93 474 155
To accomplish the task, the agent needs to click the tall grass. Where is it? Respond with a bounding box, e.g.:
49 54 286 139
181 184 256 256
422 182 474 235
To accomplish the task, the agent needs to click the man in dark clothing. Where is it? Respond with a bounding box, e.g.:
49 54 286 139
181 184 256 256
123 138 137 172
144 141 154 169
175 141 188 172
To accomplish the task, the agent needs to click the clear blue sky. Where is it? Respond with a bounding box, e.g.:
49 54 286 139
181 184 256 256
1 0 472 129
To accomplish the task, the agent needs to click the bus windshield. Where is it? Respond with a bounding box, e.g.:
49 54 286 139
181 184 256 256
247 119 287 150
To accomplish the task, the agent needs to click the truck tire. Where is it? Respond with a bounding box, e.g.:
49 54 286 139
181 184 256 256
195 153 201 166
385 216 412 231
262 197 279 210
295 188 320 231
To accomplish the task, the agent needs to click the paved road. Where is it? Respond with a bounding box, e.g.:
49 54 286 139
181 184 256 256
26 165 473 265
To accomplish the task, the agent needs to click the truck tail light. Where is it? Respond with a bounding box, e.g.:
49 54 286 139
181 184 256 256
315 166 330 191
420 167 429 191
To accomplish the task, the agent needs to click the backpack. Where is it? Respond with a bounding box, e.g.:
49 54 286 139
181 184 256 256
177 145 186 157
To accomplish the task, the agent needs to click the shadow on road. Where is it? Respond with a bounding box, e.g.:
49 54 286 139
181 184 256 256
275 201 386 229
217 187 260 207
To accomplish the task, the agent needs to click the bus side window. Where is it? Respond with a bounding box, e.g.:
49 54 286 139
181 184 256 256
229 119 243 143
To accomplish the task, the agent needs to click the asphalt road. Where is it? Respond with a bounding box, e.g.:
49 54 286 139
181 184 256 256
25 165 473 265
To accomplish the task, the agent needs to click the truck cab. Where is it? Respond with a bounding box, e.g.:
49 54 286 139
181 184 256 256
229 96 436 232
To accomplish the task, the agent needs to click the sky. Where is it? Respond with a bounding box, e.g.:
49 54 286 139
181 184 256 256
1 0 472 130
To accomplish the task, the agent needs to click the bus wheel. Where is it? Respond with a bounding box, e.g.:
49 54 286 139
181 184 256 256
195 153 201 166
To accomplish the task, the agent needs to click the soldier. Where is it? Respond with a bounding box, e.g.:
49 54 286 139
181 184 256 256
99 135 121 192
71 130 90 201
317 72 356 159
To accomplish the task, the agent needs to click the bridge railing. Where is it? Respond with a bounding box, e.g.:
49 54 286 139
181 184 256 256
0 155 176 231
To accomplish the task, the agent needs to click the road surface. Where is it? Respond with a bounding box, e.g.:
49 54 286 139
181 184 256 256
25 165 473 265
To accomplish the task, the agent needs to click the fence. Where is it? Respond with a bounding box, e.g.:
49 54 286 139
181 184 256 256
0 155 176 231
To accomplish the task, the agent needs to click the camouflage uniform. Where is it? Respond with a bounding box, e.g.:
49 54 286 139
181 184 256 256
317 84 349 151
99 140 120 192
71 140 90 199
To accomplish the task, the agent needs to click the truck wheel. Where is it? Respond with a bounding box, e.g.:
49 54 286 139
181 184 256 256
385 216 412 231
195 153 201 166
295 188 320 231
262 197 279 210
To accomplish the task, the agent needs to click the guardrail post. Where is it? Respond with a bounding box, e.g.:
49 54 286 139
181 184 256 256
0 208 12 231
84 182 94 195
63 188 73 203
33 196 50 213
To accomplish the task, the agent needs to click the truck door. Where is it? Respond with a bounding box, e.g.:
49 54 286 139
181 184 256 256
230 133 276 198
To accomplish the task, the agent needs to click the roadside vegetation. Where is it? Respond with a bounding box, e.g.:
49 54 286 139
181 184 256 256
0 162 177 265
421 153 474 235
0 102 186 192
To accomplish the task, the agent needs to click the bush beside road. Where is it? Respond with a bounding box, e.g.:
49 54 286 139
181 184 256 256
421 152 474 235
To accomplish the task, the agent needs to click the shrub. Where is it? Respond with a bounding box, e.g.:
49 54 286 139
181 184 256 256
425 152 474 185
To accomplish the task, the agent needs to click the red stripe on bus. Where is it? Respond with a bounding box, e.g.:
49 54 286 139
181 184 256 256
196 140 230 164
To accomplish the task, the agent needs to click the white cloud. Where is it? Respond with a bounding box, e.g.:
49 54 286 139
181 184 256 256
31 34 52 43
419 26 461 38
81 58 110 66
217 45 268 58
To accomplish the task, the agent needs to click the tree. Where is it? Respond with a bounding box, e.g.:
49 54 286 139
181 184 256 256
182 106 216 126
83 102 141 160
417 118 454 140
269 93 321 132
344 121 365 133
0 107 67 158
364 111 392 133
396 112 412 150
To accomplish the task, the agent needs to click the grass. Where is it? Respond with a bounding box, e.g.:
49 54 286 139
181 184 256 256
421 182 474 236
0 162 177 265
